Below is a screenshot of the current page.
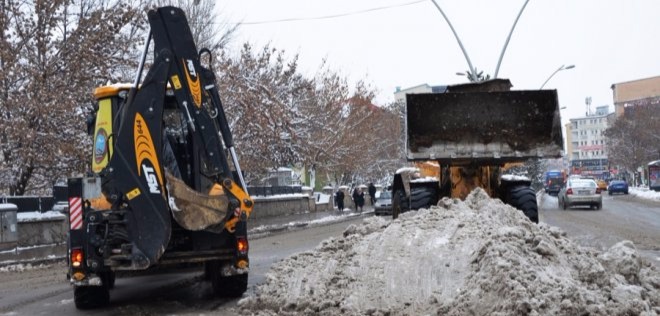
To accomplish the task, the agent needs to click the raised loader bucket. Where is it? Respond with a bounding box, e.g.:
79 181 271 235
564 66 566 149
405 80 563 163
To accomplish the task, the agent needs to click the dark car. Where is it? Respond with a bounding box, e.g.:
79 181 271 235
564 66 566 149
374 191 392 216
608 180 629 195
544 177 564 196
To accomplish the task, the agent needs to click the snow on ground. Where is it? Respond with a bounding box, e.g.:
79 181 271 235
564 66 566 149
629 187 660 202
0 262 54 273
248 212 364 238
238 188 660 316
16 210 65 222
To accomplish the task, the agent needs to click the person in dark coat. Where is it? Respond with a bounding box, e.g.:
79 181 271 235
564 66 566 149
353 187 365 212
335 189 345 211
368 183 377 205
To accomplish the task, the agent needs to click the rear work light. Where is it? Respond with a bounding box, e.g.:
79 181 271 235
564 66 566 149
566 188 573 195
71 248 84 268
237 237 248 254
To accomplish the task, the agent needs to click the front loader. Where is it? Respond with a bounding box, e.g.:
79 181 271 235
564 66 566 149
391 79 563 223
66 7 253 309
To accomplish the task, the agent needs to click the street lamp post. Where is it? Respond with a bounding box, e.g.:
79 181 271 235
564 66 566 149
494 0 530 78
430 0 476 81
540 64 575 89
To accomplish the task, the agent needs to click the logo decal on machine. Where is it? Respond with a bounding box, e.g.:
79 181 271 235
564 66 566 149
134 113 164 195
142 165 160 194
182 58 202 107
94 129 108 164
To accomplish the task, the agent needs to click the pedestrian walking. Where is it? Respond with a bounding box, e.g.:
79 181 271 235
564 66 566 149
335 189 345 211
353 187 365 212
368 183 376 206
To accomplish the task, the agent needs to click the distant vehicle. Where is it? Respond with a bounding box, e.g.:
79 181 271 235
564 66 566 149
558 178 602 210
374 191 393 216
607 180 629 195
52 201 69 213
597 179 608 191
544 170 565 196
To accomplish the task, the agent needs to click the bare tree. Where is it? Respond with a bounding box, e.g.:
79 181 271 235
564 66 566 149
215 43 312 183
0 0 144 195
605 100 660 176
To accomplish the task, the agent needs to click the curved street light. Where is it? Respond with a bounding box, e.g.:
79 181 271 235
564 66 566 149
430 0 476 81
540 64 575 89
494 0 530 78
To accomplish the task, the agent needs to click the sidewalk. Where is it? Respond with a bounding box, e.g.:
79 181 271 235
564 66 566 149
248 206 372 237
0 207 373 267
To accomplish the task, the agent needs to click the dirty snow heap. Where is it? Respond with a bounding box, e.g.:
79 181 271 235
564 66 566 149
239 188 660 316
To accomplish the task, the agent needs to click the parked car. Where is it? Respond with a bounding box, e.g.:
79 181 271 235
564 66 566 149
374 190 393 216
558 178 602 210
607 180 629 195
597 179 608 191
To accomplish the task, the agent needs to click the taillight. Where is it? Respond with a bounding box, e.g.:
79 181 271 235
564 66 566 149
237 237 248 254
71 248 84 268
566 188 573 195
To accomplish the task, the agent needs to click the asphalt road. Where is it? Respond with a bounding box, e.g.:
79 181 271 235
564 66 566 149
0 215 368 316
539 191 660 268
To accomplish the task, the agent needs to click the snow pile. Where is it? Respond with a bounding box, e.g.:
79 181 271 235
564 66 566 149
629 187 660 201
238 188 660 316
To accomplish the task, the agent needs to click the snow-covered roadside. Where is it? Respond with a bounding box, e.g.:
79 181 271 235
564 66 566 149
248 212 366 238
238 188 660 316
629 187 660 202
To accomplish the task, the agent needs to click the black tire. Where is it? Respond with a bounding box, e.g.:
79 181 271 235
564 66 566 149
393 187 438 219
608 191 612 196
102 271 115 289
409 186 438 209
506 185 538 223
206 260 248 298
392 190 403 219
74 285 109 309
596 202 602 210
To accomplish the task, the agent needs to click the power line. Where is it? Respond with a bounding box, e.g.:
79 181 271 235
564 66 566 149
237 0 427 25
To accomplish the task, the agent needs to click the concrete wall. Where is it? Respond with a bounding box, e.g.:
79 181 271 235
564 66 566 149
250 195 313 219
10 195 330 247
18 218 67 247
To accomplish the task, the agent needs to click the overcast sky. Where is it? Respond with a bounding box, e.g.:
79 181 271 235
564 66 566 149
218 0 660 127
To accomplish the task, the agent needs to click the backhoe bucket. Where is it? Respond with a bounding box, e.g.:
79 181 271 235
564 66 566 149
166 172 230 232
405 88 563 163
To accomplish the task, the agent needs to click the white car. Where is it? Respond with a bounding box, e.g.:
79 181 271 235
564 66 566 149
558 178 602 210
374 191 393 216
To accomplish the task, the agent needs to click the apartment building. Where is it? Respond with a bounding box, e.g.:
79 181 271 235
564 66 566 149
567 105 615 178
393 84 447 103
611 75 660 117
